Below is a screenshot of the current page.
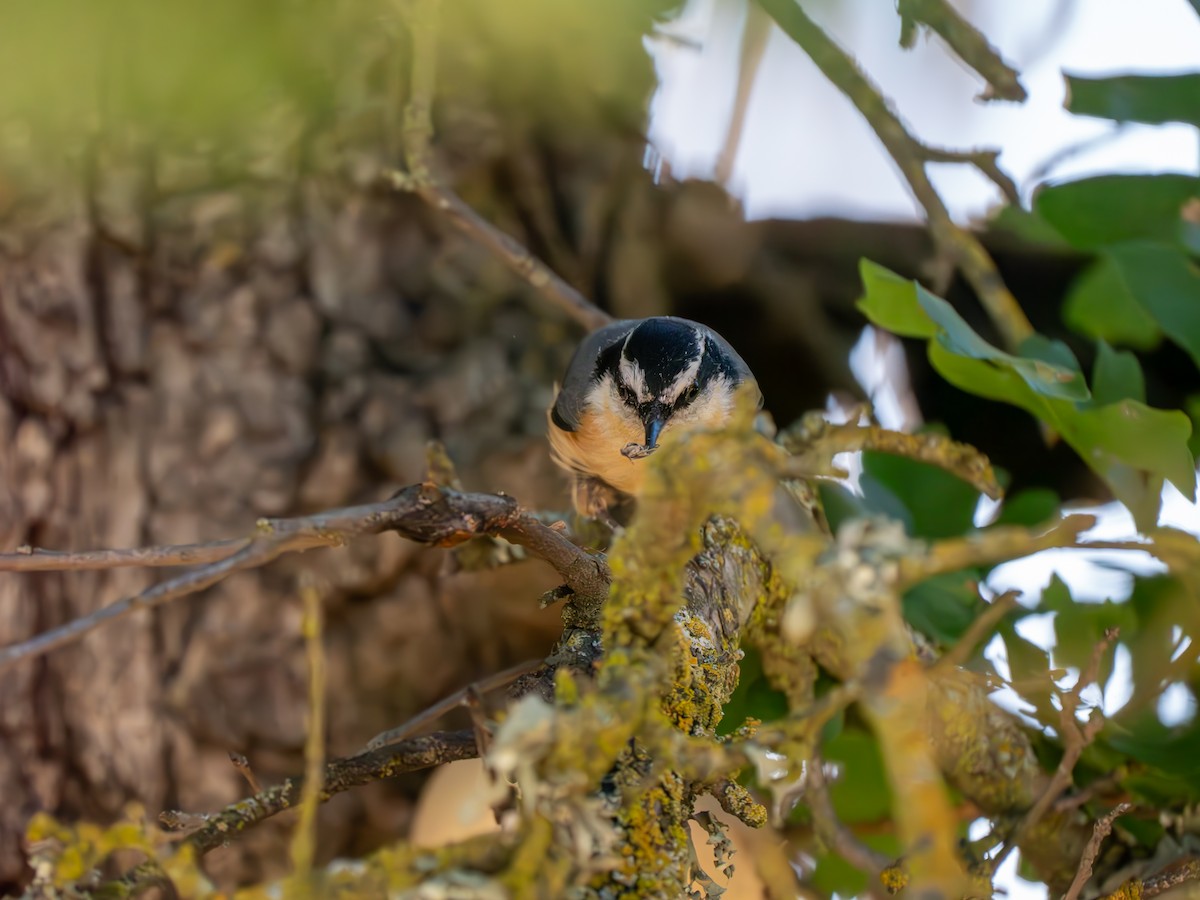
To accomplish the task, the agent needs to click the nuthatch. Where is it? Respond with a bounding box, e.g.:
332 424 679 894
548 316 759 523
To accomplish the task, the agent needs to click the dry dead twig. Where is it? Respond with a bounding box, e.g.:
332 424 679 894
385 0 612 334
364 657 543 751
995 627 1121 871
0 485 611 673
0 539 249 572
1063 802 1133 900
806 755 892 897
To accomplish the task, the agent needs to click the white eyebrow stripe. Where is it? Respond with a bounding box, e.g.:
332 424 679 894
661 334 705 404
618 355 650 404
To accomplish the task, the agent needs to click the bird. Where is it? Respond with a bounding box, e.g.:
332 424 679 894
547 316 759 524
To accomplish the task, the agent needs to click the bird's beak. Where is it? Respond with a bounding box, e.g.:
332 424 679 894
642 405 668 450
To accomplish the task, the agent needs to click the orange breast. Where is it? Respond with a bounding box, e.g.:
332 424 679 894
547 406 647 497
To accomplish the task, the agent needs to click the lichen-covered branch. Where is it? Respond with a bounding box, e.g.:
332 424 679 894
756 0 1034 352
78 730 479 897
780 413 1002 498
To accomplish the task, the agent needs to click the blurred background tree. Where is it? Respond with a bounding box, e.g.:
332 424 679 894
1 0 1199 897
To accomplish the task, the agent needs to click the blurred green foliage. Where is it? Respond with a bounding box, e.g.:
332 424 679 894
1065 73 1200 127
0 0 674 180
858 259 1196 529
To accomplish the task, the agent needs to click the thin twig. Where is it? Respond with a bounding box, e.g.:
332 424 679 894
0 485 611 673
1063 802 1133 900
1097 857 1200 900
365 657 543 750
920 146 1020 205
807 755 892 895
756 0 1034 353
228 752 264 794
385 0 612 334
0 539 249 572
933 590 1020 673
0 540 284 673
716 1 772 186
897 0 1027 102
995 628 1120 871
401 179 613 332
1054 772 1126 813
291 578 328 878
1139 857 1200 899
137 732 480 894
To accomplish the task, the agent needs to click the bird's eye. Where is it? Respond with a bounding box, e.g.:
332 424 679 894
616 382 638 407
676 381 700 409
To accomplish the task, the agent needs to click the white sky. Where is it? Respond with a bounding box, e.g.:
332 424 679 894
649 0 1200 222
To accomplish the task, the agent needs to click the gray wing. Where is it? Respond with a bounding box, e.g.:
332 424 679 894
551 319 639 432
694 321 756 386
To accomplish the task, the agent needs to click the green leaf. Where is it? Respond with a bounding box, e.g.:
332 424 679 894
1185 395 1200 458
823 729 893 823
994 488 1060 527
1104 242 1200 370
1123 576 1200 713
918 291 1090 402
1121 767 1200 806
1068 401 1196 503
902 570 984 645
1092 342 1146 406
928 340 1196 526
861 261 1196 528
1000 621 1058 726
817 481 912 535
811 834 902 898
988 205 1073 249
1065 72 1200 127
857 260 937 338
1063 256 1164 350
1040 575 1136 675
1106 712 1200 787
1036 174 1200 250
719 647 789 733
861 450 981 538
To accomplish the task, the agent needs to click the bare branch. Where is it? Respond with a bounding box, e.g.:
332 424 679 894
1064 802 1133 900
190 729 476 857
365 657 543 751
228 752 263 794
384 0 612 334
933 589 1020 673
997 628 1120 870
0 539 249 572
807 755 892 894
0 540 284 674
897 0 1027 102
0 485 611 673
755 0 1034 353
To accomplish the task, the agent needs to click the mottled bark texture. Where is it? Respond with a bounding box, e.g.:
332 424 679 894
0 172 606 890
